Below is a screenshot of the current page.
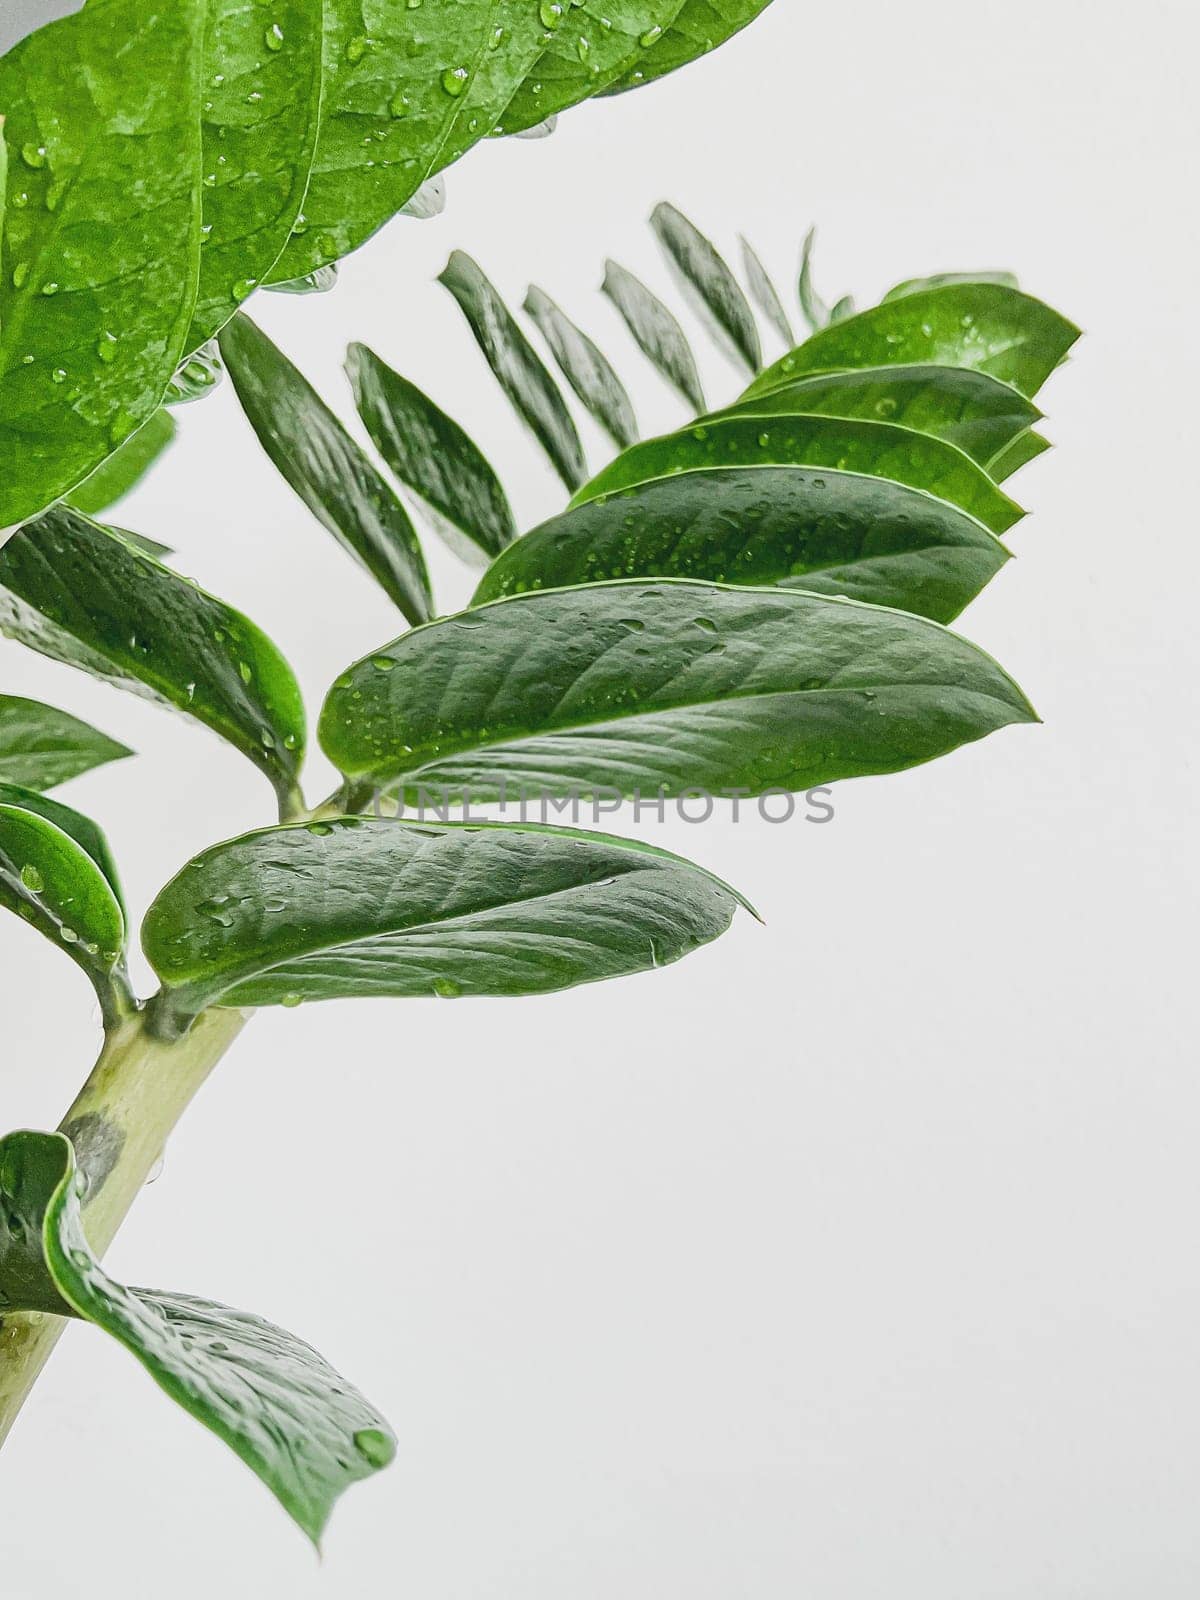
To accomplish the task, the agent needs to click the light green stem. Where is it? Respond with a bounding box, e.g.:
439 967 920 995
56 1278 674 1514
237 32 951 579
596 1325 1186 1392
0 1006 247 1446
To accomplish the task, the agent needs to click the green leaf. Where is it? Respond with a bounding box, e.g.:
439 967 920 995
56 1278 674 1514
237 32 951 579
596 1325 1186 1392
346 342 516 567
0 782 124 914
66 411 177 517
0 1130 396 1546
0 801 126 986
603 0 776 94
185 0 324 350
748 283 1081 400
436 5 550 161
439 251 586 492
219 313 432 625
0 0 205 526
739 236 793 346
0 507 306 812
523 286 639 449
0 694 130 791
498 2 687 136
718 364 1041 467
650 202 761 375
797 226 831 332
318 579 1036 801
988 428 1050 482
143 817 748 1020
829 294 856 322
602 259 705 411
883 270 1019 302
573 412 1023 533
473 467 1008 623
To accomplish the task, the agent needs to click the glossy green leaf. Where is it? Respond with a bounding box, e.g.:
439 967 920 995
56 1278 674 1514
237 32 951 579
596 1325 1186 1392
185 0 324 350
0 782 124 914
498 2 687 136
0 1131 396 1546
603 0 776 94
439 251 586 491
0 694 130 791
720 364 1041 467
573 412 1023 533
0 802 125 985
748 284 1081 400
220 313 432 624
988 428 1050 482
143 817 748 1021
0 507 305 811
319 579 1036 802
797 226 831 332
650 203 761 375
739 237 793 346
473 467 1008 622
0 0 204 527
523 286 639 449
883 270 1019 302
436 4 550 160
602 259 705 412
347 342 516 567
67 411 177 517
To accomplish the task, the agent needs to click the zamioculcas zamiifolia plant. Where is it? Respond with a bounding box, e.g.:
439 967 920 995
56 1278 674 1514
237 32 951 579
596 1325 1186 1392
0 0 1078 1553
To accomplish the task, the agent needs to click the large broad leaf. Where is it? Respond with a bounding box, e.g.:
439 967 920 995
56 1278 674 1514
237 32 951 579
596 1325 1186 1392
347 342 516 566
142 817 748 1022
0 508 305 812
739 237 793 346
219 314 432 624
523 287 639 450
66 410 177 517
498 1 687 136
473 467 1008 623
185 0 325 351
602 260 705 411
574 413 1023 533
603 0 776 94
439 252 586 491
0 782 124 914
716 364 1040 467
0 0 204 527
650 203 761 375
0 695 130 791
747 284 1081 401
0 801 126 996
0 1131 396 1546
319 579 1036 801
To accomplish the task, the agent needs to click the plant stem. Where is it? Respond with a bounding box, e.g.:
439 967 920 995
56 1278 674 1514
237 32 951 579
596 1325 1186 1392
0 1005 247 1446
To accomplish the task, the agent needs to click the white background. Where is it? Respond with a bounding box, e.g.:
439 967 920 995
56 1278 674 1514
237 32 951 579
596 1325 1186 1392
1 1 1197 1594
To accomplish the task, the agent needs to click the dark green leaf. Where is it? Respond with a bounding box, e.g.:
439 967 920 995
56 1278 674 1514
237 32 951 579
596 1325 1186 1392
498 2 687 136
143 817 748 1020
0 0 204 526
650 202 761 375
988 429 1050 482
186 0 324 350
347 342 516 567
66 411 177 517
439 251 586 491
0 694 130 791
739 237 793 346
603 0 776 94
719 364 1041 467
797 226 830 332
883 270 1019 302
749 283 1081 400
0 801 126 984
0 782 124 915
219 313 432 624
473 467 1008 623
0 1131 396 1546
602 259 705 412
523 286 639 449
574 413 1023 533
319 579 1036 801
0 507 306 812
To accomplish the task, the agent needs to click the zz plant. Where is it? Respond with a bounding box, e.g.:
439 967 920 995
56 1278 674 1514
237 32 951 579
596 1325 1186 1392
0 0 1078 1553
